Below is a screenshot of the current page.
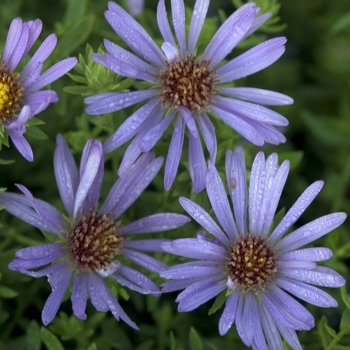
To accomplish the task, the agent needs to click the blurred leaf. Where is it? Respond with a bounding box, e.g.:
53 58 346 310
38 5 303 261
189 327 203 350
86 343 98 350
0 286 18 298
340 309 350 331
341 286 350 310
26 320 41 350
330 11 350 34
271 207 286 233
63 0 87 24
0 158 15 165
40 328 65 350
26 126 49 140
208 290 226 315
278 151 304 170
301 111 350 147
318 316 333 348
57 16 95 57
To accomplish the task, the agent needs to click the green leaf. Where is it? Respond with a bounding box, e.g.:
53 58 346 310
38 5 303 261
26 320 41 350
86 343 97 350
189 327 203 350
57 16 95 57
340 309 350 331
341 286 350 310
301 111 350 147
63 85 91 95
208 290 226 315
169 331 177 350
278 151 304 170
63 0 87 24
40 328 65 350
26 126 49 140
0 285 18 298
0 158 15 165
318 316 333 348
270 207 286 233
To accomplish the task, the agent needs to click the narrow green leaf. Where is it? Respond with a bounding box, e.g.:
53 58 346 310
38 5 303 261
208 290 226 315
26 320 41 350
0 285 18 298
26 126 49 140
0 158 15 165
86 343 98 350
341 286 350 310
189 327 203 350
340 309 350 331
40 327 65 350
278 151 304 170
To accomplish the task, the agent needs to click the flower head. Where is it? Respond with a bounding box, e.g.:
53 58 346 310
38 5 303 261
160 147 346 349
85 1 292 192
0 18 77 161
0 135 190 327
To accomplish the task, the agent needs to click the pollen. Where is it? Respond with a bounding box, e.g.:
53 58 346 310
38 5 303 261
159 55 216 114
225 235 277 292
66 209 125 272
0 61 24 123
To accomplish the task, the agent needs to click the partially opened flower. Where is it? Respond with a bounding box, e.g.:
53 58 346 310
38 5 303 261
160 147 346 349
85 1 292 192
0 18 77 161
0 135 190 327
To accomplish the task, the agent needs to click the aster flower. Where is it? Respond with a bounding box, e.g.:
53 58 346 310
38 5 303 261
0 135 190 327
160 146 346 349
0 18 77 161
127 0 144 17
85 1 292 192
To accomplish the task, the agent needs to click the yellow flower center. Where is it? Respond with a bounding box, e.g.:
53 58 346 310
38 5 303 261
65 209 125 272
0 61 24 123
225 235 277 292
159 55 217 114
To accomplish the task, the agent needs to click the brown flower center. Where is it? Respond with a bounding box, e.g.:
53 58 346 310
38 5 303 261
0 61 24 124
225 235 277 292
159 55 216 114
66 209 125 272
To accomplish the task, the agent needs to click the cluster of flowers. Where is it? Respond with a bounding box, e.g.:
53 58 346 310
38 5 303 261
0 1 346 349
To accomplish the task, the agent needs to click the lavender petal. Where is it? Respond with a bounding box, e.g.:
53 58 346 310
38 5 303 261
106 2 165 67
179 196 231 247
202 3 256 68
219 87 293 106
164 113 185 190
171 0 186 56
219 289 240 336
269 181 324 242
207 161 238 241
125 239 171 252
275 213 347 254
157 0 176 46
42 268 72 325
177 275 226 311
275 278 338 307
197 112 217 160
279 247 333 262
123 248 168 273
124 213 190 234
188 0 210 53
71 273 88 320
161 238 228 261
188 129 206 193
217 37 287 83
114 264 161 295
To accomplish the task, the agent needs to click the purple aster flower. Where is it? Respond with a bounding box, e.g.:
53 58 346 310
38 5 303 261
127 0 145 17
160 146 346 349
0 18 77 161
85 1 292 192
0 135 190 327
